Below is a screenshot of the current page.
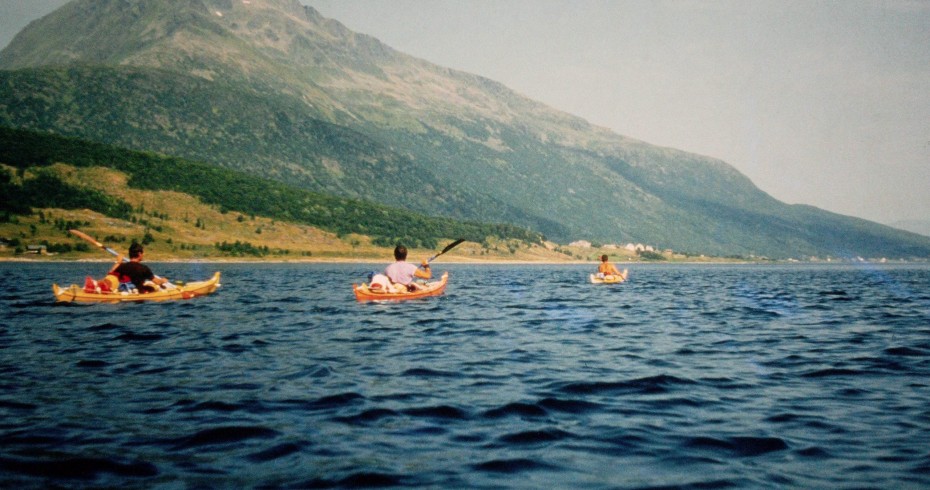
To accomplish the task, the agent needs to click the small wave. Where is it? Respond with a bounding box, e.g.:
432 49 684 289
911 455 930 475
818 290 856 301
334 408 399 425
401 367 459 378
116 332 165 342
12 300 56 308
0 432 60 446
726 304 783 317
297 472 410 488
250 306 286 314
482 402 548 419
498 428 574 445
684 436 788 457
172 425 279 449
837 387 868 397
178 400 246 413
76 359 108 368
473 457 556 473
89 323 123 331
217 382 262 391
639 396 703 409
135 366 172 375
0 455 157 480
222 343 250 353
800 368 865 378
273 393 365 412
402 405 469 420
307 392 365 410
765 413 843 432
537 397 601 413
884 346 928 357
451 432 487 443
796 446 831 458
245 442 305 462
556 374 696 396
0 399 38 411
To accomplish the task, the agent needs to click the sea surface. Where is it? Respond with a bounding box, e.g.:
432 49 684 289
2 262 929 489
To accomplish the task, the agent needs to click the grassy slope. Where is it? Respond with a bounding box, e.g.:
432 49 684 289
0 163 577 263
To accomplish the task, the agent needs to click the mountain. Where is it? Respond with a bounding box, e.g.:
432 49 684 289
889 220 930 238
2 0 929 259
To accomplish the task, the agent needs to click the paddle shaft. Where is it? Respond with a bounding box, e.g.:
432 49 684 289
70 229 125 261
426 238 465 264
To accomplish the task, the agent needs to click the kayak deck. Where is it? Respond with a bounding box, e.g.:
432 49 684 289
53 272 221 303
590 271 628 284
354 272 448 302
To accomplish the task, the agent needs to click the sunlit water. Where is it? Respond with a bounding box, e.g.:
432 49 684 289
2 262 929 488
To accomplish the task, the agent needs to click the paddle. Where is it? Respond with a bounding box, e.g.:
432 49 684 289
69 229 124 261
425 238 466 265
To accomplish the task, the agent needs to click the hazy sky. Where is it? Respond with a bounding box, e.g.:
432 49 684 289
3 1 928 225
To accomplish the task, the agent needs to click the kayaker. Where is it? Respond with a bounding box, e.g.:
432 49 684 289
110 242 167 293
597 254 626 279
385 244 431 290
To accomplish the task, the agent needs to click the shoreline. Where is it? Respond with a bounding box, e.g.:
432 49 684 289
2 257 917 266
0 255 734 265
0 257 599 265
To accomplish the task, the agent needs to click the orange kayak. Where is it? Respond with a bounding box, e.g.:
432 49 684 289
354 272 448 302
53 272 221 303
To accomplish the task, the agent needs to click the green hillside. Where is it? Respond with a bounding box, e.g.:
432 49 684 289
0 126 543 250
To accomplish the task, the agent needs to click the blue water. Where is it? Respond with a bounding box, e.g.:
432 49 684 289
2 262 930 488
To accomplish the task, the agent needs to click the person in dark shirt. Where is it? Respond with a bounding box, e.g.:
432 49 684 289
109 242 167 293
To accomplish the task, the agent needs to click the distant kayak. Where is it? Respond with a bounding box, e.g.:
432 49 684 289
53 272 221 303
354 271 448 302
590 271 628 284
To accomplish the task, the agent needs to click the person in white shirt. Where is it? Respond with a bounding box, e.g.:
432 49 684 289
385 244 431 290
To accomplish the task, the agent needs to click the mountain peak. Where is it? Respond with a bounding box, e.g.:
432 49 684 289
0 0 336 67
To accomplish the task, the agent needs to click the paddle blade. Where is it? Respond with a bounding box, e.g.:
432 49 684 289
439 238 466 255
69 229 104 248
428 238 466 263
70 229 124 260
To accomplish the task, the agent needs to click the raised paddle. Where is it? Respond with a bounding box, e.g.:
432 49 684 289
426 238 466 265
69 229 124 261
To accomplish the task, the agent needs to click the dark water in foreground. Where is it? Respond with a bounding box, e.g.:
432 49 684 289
2 262 930 488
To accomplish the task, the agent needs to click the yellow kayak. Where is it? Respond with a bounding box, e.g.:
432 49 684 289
590 270 628 284
53 272 221 303
354 272 448 302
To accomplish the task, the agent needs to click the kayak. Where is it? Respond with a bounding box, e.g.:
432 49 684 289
53 272 221 303
354 271 448 302
590 271 628 284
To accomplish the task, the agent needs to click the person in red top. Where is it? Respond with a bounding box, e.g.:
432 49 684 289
109 242 167 293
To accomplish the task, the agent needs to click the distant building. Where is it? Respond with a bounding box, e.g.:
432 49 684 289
26 245 47 255
569 240 592 248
